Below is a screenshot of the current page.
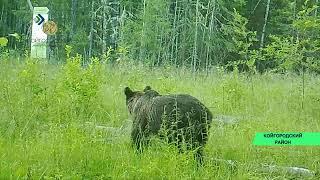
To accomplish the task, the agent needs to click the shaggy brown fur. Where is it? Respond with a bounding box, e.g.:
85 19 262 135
124 86 212 165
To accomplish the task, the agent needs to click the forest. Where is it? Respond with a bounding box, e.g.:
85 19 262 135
0 0 320 179
1 0 319 73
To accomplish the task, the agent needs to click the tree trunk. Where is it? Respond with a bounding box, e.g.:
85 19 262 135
0 5 4 27
139 0 146 61
192 0 200 74
171 0 178 66
110 0 119 49
89 0 95 58
102 0 108 54
292 0 299 42
71 0 78 38
206 0 216 74
315 0 318 16
27 0 33 12
260 0 271 48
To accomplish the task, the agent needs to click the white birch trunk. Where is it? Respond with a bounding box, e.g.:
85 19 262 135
260 0 271 48
102 0 108 54
192 0 200 74
139 0 146 61
89 0 95 58
71 0 77 37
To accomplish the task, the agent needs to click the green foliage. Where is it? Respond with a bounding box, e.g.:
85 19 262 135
0 37 8 47
1 58 320 178
49 54 107 123
1 0 320 177
18 59 46 97
221 9 257 71
55 55 105 109
251 1 320 73
65 45 73 58
70 30 89 55
8 33 21 41
121 0 171 64
0 56 108 139
0 37 9 60
294 1 319 33
221 73 247 113
2 0 320 73
261 35 302 72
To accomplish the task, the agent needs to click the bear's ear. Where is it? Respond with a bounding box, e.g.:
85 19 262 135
124 87 134 98
143 86 152 92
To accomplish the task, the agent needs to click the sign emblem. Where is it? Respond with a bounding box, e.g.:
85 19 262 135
34 14 45 25
43 21 58 35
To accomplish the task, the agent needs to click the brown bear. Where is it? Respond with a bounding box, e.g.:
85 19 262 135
124 86 213 165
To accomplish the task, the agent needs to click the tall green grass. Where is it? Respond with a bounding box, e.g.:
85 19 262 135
0 57 319 179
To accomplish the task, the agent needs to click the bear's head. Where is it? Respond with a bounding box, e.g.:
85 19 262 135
124 86 160 114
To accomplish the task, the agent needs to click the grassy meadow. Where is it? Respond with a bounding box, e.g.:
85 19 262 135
0 57 319 179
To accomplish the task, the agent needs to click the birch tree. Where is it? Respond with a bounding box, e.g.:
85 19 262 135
89 0 95 58
192 0 200 73
260 0 271 48
71 0 78 37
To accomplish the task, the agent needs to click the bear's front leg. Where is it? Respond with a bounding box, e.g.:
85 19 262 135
131 119 150 153
131 125 143 153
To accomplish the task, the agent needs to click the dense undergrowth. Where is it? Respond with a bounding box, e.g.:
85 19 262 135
0 57 319 179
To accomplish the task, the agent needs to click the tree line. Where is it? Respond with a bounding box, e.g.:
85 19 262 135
0 0 319 73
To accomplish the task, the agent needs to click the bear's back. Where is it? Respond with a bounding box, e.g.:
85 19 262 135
148 94 212 133
151 94 211 116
